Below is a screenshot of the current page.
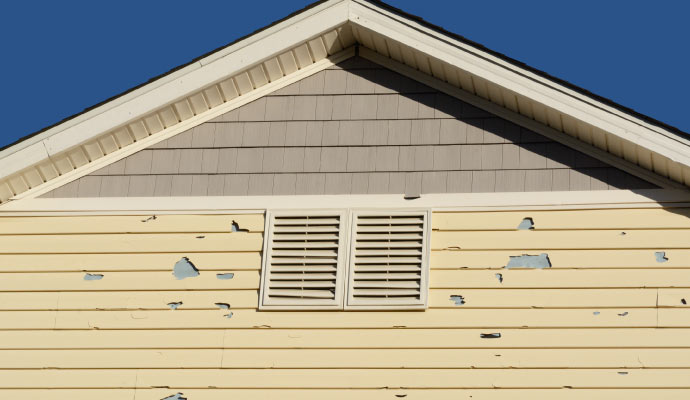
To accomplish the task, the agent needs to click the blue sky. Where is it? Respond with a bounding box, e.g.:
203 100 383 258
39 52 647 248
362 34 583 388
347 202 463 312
1 0 688 149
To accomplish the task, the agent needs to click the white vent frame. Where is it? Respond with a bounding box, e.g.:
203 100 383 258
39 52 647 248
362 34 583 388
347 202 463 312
258 209 349 310
345 209 431 310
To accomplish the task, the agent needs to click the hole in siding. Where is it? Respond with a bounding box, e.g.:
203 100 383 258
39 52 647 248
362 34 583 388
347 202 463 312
505 253 551 269
167 302 183 310
231 220 249 233
495 273 503 283
161 393 187 400
480 333 501 339
173 257 200 280
517 217 534 230
84 273 104 281
216 273 235 280
682 299 687 305
618 312 629 317
215 303 231 310
449 295 466 305
655 251 668 263
141 215 157 222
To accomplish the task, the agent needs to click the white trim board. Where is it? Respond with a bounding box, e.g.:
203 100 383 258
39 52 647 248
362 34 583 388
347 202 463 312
2 189 689 215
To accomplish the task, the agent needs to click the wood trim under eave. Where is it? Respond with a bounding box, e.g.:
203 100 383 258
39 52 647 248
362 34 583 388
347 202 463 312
1 189 689 215
356 47 686 191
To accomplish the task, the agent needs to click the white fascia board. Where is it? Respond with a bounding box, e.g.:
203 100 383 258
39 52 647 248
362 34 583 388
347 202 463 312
0 0 348 177
348 1 690 166
2 189 689 215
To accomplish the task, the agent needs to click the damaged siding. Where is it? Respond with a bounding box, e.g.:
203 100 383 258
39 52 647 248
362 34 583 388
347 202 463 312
1 207 690 397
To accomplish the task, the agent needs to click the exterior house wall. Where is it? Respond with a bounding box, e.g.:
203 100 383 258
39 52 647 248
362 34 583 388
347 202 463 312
41 57 656 198
1 206 689 398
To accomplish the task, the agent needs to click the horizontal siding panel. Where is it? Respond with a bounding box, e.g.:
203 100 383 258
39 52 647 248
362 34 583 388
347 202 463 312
0 288 661 311
0 309 664 329
1 368 690 388
3 389 690 400
0 214 264 234
431 249 690 269
1 328 689 349
432 229 690 250
432 208 690 231
0 252 261 272
3 348 690 369
0 271 259 292
0 290 258 310
0 232 263 253
430 269 690 288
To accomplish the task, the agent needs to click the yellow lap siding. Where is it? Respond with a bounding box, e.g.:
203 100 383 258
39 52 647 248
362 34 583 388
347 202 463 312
0 206 689 394
1 369 690 388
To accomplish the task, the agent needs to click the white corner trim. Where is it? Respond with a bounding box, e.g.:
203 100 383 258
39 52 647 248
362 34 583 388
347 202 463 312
2 189 689 215
357 48 685 191
348 1 690 167
0 0 350 178
13 48 355 201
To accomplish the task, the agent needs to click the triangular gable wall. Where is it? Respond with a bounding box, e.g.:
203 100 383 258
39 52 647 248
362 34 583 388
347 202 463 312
42 57 655 198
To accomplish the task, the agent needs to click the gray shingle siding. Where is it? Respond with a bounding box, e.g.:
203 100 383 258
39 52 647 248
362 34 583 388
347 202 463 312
44 57 657 198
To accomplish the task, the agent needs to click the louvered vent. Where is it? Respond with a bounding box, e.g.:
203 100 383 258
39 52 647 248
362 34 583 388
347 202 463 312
346 210 430 309
260 211 347 309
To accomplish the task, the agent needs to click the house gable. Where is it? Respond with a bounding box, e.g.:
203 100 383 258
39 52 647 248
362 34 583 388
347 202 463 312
42 57 656 198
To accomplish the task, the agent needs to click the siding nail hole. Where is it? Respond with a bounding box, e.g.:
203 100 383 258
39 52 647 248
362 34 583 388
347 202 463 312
167 302 183 310
173 257 200 280
495 273 503 283
449 295 466 305
84 273 104 281
655 251 668 263
517 217 534 230
480 333 501 339
618 312 629 317
216 273 235 280
141 215 157 222
161 393 186 400
231 220 249 233
215 303 231 310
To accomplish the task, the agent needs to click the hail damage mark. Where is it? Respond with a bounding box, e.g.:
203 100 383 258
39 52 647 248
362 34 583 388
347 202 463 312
216 273 235 280
517 217 534 230
618 312 629 317
195 235 205 239
141 215 157 222
495 273 503 283
161 393 186 400
215 303 231 310
617 372 629 375
449 295 466 305
505 253 551 269
480 333 501 339
682 299 687 305
655 251 668 263
167 302 183 310
84 273 104 281
224 312 234 319
593 311 600 315
173 257 200 280
231 220 249 233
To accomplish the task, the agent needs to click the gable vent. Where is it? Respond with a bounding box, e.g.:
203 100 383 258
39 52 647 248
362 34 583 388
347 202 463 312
259 211 348 309
346 210 430 309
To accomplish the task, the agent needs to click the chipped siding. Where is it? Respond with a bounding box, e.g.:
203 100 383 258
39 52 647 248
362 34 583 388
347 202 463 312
1 207 690 397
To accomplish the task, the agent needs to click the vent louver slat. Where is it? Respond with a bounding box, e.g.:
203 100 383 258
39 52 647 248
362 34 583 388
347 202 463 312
260 212 346 309
347 211 429 308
